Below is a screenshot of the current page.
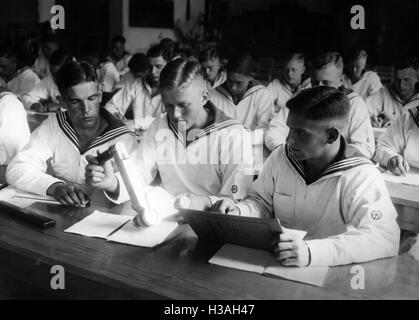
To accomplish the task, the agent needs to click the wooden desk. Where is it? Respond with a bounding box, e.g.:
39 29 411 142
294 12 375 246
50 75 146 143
386 181 419 233
0 190 418 299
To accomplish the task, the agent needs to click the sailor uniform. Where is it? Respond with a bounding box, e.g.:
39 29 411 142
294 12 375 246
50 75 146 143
267 77 311 113
374 106 419 169
206 69 227 90
6 67 40 98
115 54 132 76
32 53 50 79
209 82 275 130
0 90 30 165
236 141 400 266
109 101 254 204
264 89 375 158
352 71 383 101
105 78 164 130
21 74 60 110
366 84 419 122
97 60 120 93
6 109 137 196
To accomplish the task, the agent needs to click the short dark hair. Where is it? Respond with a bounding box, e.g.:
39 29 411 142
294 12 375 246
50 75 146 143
312 52 343 71
147 44 172 62
286 86 350 120
198 47 221 63
226 52 256 77
111 35 126 45
159 58 203 91
128 53 150 75
55 61 97 97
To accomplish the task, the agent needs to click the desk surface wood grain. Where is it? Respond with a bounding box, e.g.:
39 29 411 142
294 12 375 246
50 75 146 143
0 189 418 299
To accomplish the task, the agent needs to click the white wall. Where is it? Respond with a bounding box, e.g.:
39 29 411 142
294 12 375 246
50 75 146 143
122 0 205 53
38 0 56 23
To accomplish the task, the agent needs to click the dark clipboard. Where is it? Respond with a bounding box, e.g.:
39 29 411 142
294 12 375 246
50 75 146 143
180 209 282 251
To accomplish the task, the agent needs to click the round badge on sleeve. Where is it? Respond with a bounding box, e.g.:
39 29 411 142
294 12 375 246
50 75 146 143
371 210 382 220
231 185 238 194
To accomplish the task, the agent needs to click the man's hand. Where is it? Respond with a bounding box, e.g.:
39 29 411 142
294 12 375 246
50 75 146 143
210 199 240 215
31 102 48 113
45 101 61 112
388 155 410 176
370 115 381 128
272 232 310 267
46 182 89 207
85 154 118 193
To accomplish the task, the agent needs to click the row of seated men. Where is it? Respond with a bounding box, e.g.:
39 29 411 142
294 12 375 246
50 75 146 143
0 39 418 268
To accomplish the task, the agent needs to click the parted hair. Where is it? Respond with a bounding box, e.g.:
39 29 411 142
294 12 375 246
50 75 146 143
286 86 350 120
226 51 256 77
312 52 344 71
159 58 203 91
198 47 221 63
147 44 172 62
55 61 97 96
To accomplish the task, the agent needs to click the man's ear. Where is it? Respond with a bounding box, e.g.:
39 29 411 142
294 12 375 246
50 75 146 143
202 88 209 105
326 127 339 144
56 95 67 110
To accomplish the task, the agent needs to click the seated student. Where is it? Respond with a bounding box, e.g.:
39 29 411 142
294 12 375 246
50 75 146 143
209 52 275 130
367 57 419 127
267 52 311 113
264 52 375 158
212 86 400 267
0 88 30 183
198 47 227 89
108 35 131 76
345 49 383 101
374 106 419 175
86 59 254 210
265 52 311 150
105 45 170 130
115 53 150 90
6 61 137 206
32 33 60 79
0 48 40 98
22 50 73 112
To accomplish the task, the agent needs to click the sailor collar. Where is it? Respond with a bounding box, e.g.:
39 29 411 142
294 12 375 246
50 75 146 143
167 100 240 147
285 138 373 185
410 106 419 128
387 84 419 107
216 81 265 105
56 108 133 154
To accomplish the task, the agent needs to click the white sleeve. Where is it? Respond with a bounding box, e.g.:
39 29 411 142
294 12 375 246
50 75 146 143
6 117 64 195
306 168 400 266
107 123 159 204
374 115 406 167
18 71 40 97
235 149 280 218
264 107 289 151
346 97 375 159
21 80 49 109
366 89 383 117
104 85 132 116
213 127 254 202
367 72 383 98
266 80 278 107
255 89 275 130
0 95 30 164
99 63 120 92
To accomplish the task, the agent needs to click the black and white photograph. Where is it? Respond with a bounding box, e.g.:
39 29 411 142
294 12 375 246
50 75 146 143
0 0 418 305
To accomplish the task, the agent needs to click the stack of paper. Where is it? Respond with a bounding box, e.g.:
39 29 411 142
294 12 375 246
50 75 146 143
209 244 329 287
383 167 419 186
0 186 61 207
64 210 179 248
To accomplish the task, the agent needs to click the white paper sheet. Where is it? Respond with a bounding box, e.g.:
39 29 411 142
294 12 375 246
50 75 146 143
64 210 132 238
209 244 329 287
107 220 179 247
0 186 61 207
383 167 419 186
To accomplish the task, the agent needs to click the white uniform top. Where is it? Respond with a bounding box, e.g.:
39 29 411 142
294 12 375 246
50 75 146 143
105 78 164 130
206 69 227 90
6 109 137 196
97 61 120 93
32 54 50 79
374 106 419 169
366 84 419 121
110 102 254 204
267 77 311 113
264 89 375 158
21 74 60 110
115 54 132 76
209 82 275 130
352 71 383 101
236 142 400 266
0 91 30 165
7 68 40 98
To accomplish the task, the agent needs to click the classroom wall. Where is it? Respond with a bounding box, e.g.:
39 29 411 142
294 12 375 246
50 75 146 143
122 0 205 53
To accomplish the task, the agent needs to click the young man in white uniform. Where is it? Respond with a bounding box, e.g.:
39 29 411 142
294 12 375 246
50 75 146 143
199 47 227 90
265 52 375 159
209 52 274 131
213 86 400 267
0 89 30 183
86 59 254 210
6 61 137 206
366 58 419 127
105 45 170 130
